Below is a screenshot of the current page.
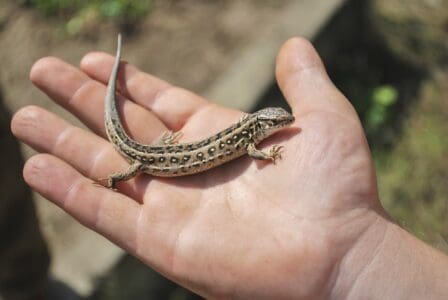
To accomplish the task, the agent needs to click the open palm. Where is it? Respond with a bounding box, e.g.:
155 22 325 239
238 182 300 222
12 38 386 299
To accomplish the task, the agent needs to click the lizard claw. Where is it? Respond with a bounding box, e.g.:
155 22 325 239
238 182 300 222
159 130 183 145
94 177 116 190
269 145 284 163
93 178 107 187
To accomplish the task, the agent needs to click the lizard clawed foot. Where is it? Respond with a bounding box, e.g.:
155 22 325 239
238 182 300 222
94 177 117 190
247 143 285 163
159 130 183 145
269 145 284 163
95 162 142 190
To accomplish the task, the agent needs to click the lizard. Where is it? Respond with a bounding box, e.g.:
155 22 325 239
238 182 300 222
102 34 295 188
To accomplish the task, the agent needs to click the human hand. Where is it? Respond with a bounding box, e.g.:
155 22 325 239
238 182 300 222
11 38 410 299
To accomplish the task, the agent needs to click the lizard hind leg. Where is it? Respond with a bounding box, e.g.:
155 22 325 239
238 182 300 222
97 161 143 189
157 130 183 145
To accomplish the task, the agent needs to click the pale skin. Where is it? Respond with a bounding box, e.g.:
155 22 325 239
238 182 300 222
11 37 448 299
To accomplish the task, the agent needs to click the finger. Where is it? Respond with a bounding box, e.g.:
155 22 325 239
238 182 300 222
11 106 148 199
81 52 220 130
23 153 141 252
80 52 245 140
30 57 168 142
275 37 358 120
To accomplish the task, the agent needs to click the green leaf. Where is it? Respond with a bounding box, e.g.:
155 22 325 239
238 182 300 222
372 85 398 107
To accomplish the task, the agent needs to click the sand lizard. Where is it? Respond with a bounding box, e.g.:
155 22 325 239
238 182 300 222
103 34 295 188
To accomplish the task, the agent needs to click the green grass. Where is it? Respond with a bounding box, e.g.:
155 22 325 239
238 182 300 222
375 71 448 252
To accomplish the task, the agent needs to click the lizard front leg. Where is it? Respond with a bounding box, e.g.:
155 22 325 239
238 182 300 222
246 143 284 163
157 130 183 145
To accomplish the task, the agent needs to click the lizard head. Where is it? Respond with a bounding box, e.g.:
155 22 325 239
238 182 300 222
255 107 295 138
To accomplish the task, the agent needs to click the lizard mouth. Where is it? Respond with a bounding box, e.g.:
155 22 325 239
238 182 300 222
276 114 295 127
284 114 295 125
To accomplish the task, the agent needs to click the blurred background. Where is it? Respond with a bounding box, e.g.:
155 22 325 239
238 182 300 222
0 0 447 299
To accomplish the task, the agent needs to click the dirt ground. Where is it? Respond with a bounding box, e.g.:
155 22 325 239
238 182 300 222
0 0 290 113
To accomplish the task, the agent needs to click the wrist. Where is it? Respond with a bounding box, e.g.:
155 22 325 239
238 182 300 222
330 211 448 299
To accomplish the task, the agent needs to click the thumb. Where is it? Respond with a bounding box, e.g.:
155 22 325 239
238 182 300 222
275 37 358 121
